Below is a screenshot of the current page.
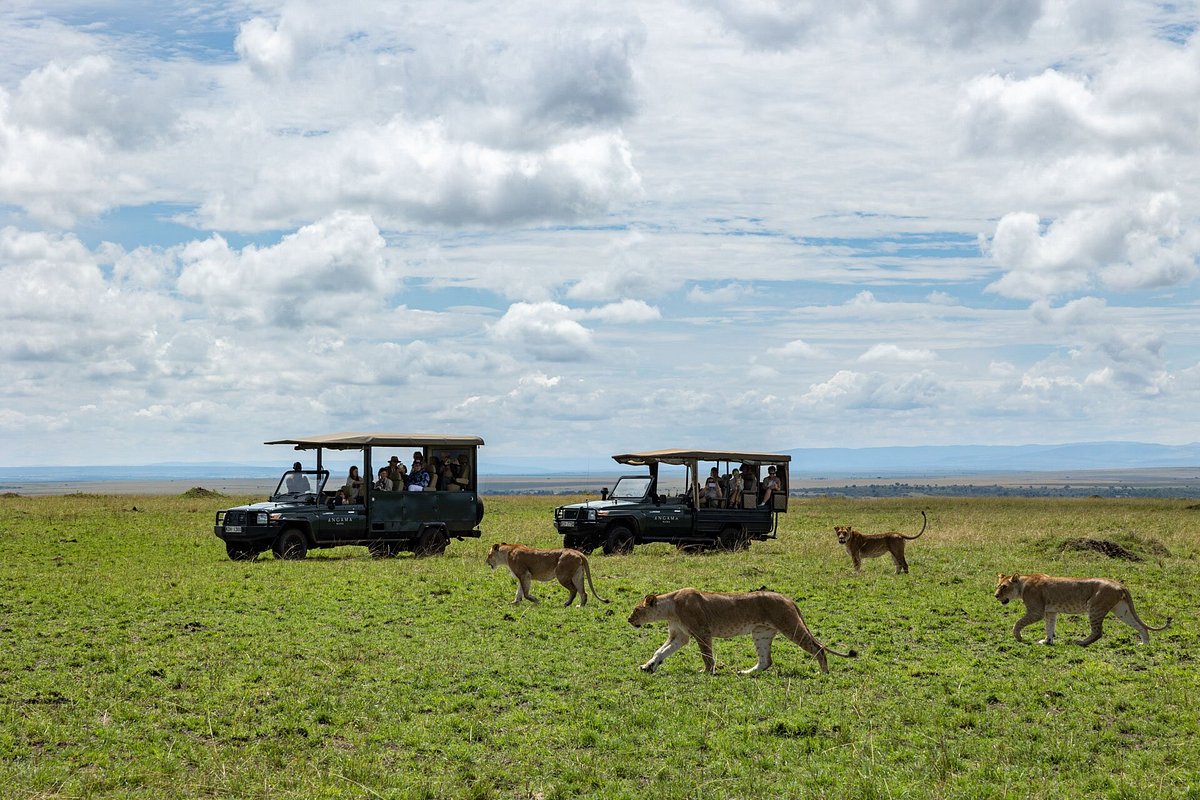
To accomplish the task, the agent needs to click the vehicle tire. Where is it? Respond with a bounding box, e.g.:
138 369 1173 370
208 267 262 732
564 534 595 555
475 497 485 525
226 543 258 561
414 527 449 557
603 525 635 556
272 528 308 560
718 525 750 552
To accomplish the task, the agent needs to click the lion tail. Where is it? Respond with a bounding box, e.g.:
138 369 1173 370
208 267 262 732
583 559 610 604
821 644 858 659
902 510 928 540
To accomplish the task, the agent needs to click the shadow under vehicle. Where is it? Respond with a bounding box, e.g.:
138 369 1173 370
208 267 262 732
214 432 484 560
552 448 791 555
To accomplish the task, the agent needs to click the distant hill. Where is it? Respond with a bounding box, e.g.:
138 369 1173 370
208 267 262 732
784 441 1200 475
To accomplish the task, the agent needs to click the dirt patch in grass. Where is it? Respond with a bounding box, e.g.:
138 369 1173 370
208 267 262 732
1058 534 1170 561
180 487 224 499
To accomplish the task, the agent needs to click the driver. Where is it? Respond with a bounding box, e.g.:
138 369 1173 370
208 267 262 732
285 461 311 494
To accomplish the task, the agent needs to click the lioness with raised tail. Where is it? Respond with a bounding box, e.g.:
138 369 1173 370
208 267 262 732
835 511 927 574
486 542 609 607
994 572 1171 646
627 588 857 674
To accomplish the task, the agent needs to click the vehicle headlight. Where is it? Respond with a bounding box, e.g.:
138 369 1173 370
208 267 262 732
586 509 597 521
256 512 269 525
555 508 562 519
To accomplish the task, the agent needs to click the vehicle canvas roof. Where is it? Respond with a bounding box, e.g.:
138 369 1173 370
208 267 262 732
265 432 485 450
612 448 790 466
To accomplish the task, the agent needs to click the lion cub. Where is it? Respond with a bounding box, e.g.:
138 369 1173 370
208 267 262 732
627 587 857 674
835 511 926 573
486 542 609 607
994 572 1171 646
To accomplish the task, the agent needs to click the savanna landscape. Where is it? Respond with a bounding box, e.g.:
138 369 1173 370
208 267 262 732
2 492 1198 799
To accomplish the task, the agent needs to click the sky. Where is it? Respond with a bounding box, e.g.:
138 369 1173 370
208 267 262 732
2 0 1200 467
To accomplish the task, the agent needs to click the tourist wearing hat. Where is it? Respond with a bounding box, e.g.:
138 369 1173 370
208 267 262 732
386 455 407 490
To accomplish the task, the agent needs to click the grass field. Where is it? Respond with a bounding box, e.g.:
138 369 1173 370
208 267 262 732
2 493 1198 799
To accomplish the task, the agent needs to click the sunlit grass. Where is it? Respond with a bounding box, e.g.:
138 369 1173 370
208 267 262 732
1 493 1198 798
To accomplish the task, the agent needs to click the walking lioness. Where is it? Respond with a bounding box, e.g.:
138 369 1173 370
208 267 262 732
994 572 1171 646
627 588 857 674
486 542 609 607
835 511 927 573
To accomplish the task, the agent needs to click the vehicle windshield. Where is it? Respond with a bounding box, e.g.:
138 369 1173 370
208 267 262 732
610 476 652 501
271 469 329 499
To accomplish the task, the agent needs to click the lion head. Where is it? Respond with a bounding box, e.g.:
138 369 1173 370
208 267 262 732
834 525 854 544
994 573 1023 605
628 594 666 627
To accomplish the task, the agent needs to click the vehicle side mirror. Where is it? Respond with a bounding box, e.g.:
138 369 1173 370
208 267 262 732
326 499 336 510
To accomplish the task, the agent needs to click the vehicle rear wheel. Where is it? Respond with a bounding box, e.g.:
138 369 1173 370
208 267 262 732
414 527 449 557
603 525 635 556
226 543 258 561
272 528 308 560
718 525 750 552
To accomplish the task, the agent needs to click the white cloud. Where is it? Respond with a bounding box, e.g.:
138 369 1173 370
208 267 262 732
490 301 596 362
766 339 822 359
858 344 937 364
582 299 661 323
983 194 1199 300
235 17 297 79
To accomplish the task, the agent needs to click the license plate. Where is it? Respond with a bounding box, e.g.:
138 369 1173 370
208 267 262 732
225 525 242 533
559 520 575 528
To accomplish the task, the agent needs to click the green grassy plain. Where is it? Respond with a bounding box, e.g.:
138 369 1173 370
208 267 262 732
1 493 1198 799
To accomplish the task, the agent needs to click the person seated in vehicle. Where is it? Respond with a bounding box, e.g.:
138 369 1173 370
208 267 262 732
740 464 758 507
726 468 744 508
702 467 725 508
408 457 431 491
285 461 311 494
333 488 350 505
374 466 393 492
386 456 407 490
759 465 782 507
342 466 364 503
453 455 472 491
439 458 459 492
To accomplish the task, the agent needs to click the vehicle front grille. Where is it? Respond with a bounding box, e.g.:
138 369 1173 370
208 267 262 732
224 511 248 526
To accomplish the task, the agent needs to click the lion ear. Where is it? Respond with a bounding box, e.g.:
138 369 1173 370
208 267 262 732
644 594 657 606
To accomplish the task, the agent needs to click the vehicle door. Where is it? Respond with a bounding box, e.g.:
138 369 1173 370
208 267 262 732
314 503 368 544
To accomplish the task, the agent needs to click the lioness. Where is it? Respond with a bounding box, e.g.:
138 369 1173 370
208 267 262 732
486 542 609 607
994 572 1171 646
835 510 926 574
627 587 857 674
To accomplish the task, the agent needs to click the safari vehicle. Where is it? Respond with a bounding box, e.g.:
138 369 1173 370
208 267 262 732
552 449 790 555
214 432 484 560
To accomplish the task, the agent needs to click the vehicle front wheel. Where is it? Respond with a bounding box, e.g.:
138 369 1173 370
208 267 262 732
272 528 308 560
226 543 258 561
564 534 596 555
603 525 635 556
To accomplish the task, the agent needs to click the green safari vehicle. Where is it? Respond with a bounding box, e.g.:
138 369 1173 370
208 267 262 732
214 432 484 560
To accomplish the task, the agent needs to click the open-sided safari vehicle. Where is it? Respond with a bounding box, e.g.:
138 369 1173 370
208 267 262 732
214 432 484 560
552 448 790 555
